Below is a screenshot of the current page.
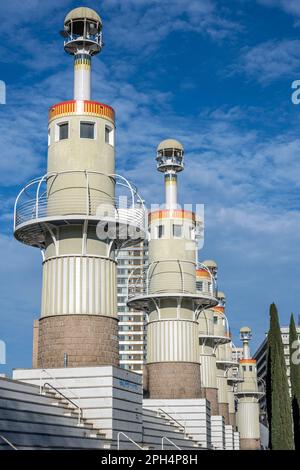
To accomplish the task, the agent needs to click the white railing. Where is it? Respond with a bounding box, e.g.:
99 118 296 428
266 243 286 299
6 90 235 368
117 432 144 450
128 261 216 299
14 171 145 232
158 408 186 436
0 435 18 450
39 369 82 425
161 436 181 450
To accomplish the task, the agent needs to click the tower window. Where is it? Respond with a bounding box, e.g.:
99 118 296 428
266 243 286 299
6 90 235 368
105 125 114 146
48 128 51 146
80 121 95 139
196 281 203 291
173 224 182 238
58 122 69 141
157 225 164 239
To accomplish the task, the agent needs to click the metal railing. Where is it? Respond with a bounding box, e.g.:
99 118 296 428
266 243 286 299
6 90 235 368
42 382 82 425
39 369 82 425
128 261 216 299
158 408 186 436
14 171 145 232
0 435 18 450
235 376 265 396
117 432 144 450
161 436 181 450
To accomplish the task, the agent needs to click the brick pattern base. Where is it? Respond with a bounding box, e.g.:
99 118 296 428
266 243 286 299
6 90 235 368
147 362 201 399
37 315 119 368
229 412 236 429
219 403 230 425
203 387 219 415
240 438 261 450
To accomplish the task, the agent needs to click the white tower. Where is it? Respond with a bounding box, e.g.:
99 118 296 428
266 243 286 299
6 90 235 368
128 140 217 398
14 7 145 368
235 327 263 450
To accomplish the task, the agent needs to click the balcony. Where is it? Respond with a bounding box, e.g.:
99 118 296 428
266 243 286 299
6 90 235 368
14 171 146 248
127 261 218 311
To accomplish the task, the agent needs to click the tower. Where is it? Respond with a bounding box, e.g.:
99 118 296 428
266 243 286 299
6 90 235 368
197 260 222 415
14 8 145 368
235 327 262 450
128 139 217 398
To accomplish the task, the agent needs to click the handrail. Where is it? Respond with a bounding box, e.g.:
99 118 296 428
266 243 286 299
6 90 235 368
43 382 82 425
117 432 144 450
128 259 209 300
14 170 145 231
161 436 181 450
0 435 18 450
39 369 82 424
158 408 186 436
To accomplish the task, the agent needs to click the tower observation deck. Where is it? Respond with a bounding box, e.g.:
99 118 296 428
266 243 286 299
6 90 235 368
13 7 146 369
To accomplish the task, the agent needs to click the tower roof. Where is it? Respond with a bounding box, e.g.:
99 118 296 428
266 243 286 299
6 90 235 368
157 139 183 152
217 291 225 300
65 7 102 25
202 259 218 269
240 326 251 333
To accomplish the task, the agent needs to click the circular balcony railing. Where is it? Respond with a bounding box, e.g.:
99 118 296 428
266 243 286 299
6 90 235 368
14 171 146 248
127 261 218 311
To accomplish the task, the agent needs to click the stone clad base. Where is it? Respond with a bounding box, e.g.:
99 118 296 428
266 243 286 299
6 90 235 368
203 387 219 415
219 403 230 425
240 438 261 450
148 362 201 399
37 314 119 368
229 412 236 429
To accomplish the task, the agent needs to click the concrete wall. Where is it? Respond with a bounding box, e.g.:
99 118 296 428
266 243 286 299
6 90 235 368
13 366 143 442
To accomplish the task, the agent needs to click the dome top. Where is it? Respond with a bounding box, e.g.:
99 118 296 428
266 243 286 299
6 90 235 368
217 291 225 299
157 139 183 152
65 7 102 25
240 326 251 333
202 259 218 269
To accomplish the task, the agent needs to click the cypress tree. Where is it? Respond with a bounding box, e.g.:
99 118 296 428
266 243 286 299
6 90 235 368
289 314 300 449
266 303 294 449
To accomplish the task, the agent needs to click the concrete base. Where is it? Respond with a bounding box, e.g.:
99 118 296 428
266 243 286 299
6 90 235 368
147 362 201 399
240 438 261 450
229 412 236 429
203 387 219 415
219 403 230 425
37 315 119 368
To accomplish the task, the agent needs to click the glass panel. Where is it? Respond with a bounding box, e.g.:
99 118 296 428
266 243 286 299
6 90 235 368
59 123 68 140
173 224 182 238
157 225 164 238
80 122 95 139
105 125 114 145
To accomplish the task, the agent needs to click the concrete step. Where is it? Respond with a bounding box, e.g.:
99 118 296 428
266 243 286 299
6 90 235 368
0 419 99 439
0 398 75 417
0 407 81 428
0 431 104 449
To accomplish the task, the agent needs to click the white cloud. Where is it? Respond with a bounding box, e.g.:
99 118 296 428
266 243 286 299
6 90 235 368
258 0 300 19
236 39 300 83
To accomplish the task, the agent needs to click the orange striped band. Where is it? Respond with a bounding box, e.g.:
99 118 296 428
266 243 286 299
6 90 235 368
240 359 256 364
49 100 115 124
196 268 210 278
149 209 196 223
212 306 225 314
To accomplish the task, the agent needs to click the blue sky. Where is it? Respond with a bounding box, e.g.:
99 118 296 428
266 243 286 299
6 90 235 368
1 0 300 374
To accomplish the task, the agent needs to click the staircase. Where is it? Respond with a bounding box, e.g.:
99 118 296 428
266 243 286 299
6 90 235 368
141 409 203 450
0 377 111 450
